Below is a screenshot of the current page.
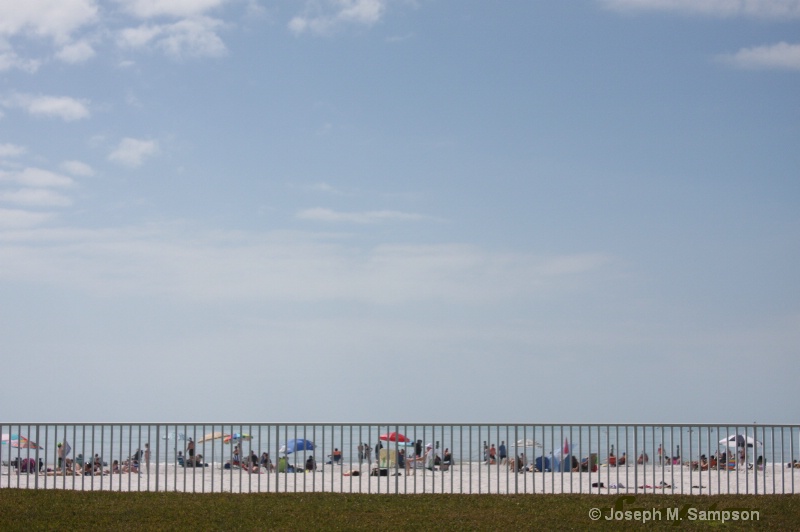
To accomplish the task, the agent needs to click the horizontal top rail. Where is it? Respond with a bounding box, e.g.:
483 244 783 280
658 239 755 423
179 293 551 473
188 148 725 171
2 422 798 428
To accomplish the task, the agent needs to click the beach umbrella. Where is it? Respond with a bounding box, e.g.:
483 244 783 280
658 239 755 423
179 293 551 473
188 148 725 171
197 432 227 444
379 432 411 470
379 432 410 443
516 439 542 449
719 435 761 449
224 433 252 444
1 433 40 449
280 439 315 454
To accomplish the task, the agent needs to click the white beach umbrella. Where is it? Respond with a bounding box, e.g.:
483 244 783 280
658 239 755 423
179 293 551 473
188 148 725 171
718 434 762 449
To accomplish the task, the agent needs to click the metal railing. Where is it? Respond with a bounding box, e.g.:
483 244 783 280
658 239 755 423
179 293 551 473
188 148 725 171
2 423 798 494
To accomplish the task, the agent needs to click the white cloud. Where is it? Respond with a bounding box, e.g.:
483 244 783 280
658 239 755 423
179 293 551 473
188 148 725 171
0 143 26 158
2 93 90 121
55 40 96 63
117 0 227 19
118 25 163 48
600 0 800 18
118 17 227 58
0 51 40 73
108 137 159 167
296 207 428 223
0 167 74 187
721 41 800 70
0 226 613 305
290 0 387 35
60 160 95 176
0 0 98 43
302 182 347 195
0 207 54 228
0 188 72 207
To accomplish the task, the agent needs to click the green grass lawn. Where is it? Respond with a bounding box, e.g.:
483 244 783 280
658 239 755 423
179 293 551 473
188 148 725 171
0 490 796 530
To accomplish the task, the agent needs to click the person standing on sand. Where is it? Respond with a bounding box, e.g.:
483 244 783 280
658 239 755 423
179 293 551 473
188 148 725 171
358 443 364 462
187 438 195 464
498 441 507 464
144 443 151 473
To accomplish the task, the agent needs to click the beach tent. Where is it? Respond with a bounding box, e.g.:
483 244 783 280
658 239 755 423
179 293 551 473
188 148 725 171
534 456 551 472
549 438 572 472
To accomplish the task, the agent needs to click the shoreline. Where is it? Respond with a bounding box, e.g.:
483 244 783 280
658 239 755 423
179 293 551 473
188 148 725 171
3 461 798 495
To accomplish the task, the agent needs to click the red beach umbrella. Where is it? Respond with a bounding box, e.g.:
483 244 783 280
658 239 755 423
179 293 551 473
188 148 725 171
380 432 410 443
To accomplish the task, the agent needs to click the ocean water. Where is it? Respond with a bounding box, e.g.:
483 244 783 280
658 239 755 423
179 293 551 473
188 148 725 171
2 424 798 469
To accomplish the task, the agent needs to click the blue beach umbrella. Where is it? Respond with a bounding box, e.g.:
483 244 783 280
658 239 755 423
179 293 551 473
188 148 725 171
280 439 315 454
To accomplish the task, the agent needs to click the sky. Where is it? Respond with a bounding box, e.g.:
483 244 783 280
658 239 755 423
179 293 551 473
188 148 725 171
1 0 798 424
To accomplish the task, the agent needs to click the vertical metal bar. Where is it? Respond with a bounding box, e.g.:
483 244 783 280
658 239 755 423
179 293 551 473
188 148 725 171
477 425 482 494
780 427 784 494
353 425 358 494
99 425 105 492
532 424 538 494
549 424 554 494
34 425 42 490
559 425 564 494
792 427 796 494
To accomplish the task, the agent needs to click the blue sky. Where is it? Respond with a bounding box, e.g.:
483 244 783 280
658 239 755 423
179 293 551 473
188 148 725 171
1 0 798 423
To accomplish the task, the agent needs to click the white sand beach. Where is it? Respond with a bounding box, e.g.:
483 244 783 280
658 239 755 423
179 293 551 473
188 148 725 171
3 461 799 495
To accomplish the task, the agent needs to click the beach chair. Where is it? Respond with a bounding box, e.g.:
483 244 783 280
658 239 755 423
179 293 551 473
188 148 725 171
578 454 594 472
277 457 298 473
379 448 396 468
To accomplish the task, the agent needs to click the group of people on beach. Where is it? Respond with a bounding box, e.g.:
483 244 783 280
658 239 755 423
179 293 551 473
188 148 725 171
20 442 151 477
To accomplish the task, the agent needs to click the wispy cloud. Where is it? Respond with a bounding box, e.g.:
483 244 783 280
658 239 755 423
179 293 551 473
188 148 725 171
296 207 428 224
0 167 74 187
301 182 347 195
116 0 228 19
0 51 40 73
117 17 227 59
600 0 800 18
0 188 72 207
289 0 387 35
0 207 54 229
0 143 26 158
0 0 99 43
0 226 613 305
1 93 90 121
108 137 159 167
55 40 96 64
0 0 98 72
60 160 95 177
720 41 800 70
